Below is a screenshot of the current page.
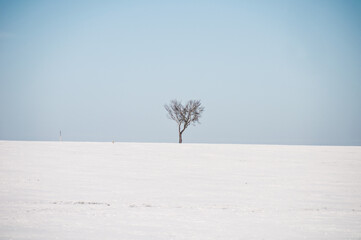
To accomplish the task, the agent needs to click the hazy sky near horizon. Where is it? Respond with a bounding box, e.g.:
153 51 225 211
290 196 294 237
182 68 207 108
1 0 360 145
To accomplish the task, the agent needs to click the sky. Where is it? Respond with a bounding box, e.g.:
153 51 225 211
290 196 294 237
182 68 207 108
0 0 360 145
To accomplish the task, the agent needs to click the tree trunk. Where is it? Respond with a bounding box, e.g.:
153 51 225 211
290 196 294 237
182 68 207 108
179 132 182 144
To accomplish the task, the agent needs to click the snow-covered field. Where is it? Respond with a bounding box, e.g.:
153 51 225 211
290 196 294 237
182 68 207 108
0 141 360 239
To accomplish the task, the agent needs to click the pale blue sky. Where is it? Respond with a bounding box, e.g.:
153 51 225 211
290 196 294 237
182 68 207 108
0 0 360 145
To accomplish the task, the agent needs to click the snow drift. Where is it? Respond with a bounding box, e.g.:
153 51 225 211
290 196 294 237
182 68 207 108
0 141 360 239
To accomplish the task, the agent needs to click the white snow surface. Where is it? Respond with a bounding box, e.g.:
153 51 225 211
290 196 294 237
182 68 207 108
0 141 361 239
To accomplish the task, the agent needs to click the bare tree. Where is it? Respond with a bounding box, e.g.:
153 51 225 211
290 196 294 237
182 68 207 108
164 99 205 143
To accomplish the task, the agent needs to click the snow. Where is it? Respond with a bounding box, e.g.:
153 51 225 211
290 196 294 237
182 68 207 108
0 141 360 239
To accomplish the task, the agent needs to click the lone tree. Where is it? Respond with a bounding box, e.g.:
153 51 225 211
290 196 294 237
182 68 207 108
164 99 205 143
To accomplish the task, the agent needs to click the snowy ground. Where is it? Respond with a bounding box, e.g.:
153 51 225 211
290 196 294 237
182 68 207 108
0 141 360 239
